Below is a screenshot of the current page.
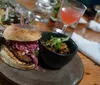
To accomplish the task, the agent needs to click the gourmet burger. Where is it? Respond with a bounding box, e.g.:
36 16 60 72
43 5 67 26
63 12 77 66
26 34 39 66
0 24 41 70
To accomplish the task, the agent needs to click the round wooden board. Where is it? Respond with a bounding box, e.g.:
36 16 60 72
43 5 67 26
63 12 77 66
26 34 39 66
0 54 84 85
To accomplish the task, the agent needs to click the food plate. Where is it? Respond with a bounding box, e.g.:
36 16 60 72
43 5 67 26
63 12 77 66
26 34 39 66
0 0 35 28
0 54 84 85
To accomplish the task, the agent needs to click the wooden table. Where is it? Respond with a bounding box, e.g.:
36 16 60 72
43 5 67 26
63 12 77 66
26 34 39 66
0 0 99 85
76 22 100 85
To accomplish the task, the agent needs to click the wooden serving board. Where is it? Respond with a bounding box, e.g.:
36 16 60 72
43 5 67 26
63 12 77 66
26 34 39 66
0 54 84 85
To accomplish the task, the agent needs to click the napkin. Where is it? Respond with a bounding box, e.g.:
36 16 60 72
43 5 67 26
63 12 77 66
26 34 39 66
78 18 100 32
71 32 100 65
88 20 100 32
79 17 87 24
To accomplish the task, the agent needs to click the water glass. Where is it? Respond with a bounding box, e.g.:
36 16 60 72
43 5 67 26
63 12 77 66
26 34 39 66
33 0 57 23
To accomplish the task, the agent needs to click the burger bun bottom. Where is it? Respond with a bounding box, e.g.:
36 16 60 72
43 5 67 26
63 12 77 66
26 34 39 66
0 45 35 70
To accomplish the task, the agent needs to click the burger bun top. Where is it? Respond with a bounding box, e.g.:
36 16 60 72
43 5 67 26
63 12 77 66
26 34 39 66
3 24 41 41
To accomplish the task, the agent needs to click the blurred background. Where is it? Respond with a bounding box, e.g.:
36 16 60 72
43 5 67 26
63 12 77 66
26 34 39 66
77 0 100 7
77 0 100 19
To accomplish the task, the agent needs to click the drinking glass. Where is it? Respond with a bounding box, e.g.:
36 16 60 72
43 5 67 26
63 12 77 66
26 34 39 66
33 0 57 23
94 5 100 22
55 0 87 36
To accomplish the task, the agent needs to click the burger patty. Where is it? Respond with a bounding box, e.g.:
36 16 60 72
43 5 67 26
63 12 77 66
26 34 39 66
9 47 33 64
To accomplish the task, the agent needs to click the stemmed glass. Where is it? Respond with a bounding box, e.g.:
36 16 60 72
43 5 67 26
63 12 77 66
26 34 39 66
55 0 87 36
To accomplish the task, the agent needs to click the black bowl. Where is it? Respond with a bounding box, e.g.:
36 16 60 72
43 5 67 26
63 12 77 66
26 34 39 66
39 32 78 69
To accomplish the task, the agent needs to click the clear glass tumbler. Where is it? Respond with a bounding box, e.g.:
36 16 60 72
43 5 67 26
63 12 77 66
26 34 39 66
33 0 57 23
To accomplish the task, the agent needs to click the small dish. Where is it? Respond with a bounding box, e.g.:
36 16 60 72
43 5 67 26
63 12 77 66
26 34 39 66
39 32 78 69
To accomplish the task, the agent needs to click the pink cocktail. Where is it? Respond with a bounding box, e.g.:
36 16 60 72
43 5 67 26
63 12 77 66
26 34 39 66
55 0 87 36
61 7 81 25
